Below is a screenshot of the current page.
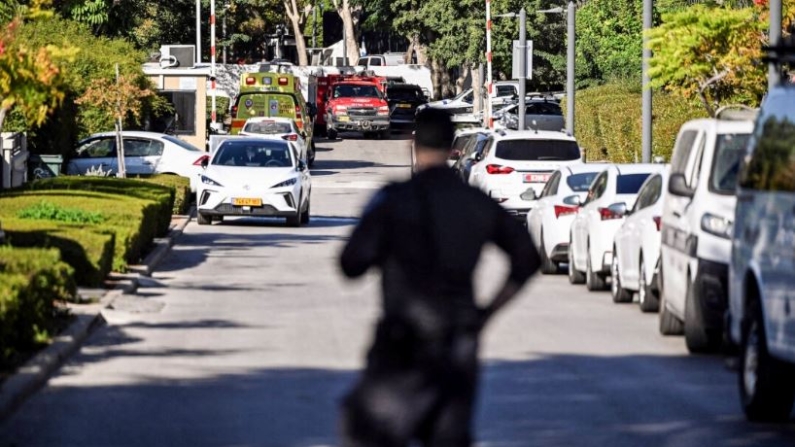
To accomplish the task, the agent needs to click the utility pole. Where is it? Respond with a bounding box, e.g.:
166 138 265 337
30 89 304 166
769 0 782 89
211 0 217 128
196 0 201 64
313 3 318 48
223 0 230 64
566 1 575 136
518 8 527 131
486 0 493 128
641 0 652 162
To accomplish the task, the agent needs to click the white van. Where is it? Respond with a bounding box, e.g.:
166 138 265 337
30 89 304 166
729 82 795 422
658 110 754 353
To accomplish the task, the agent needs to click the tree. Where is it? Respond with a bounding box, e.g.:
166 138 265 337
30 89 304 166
284 0 310 65
0 5 73 134
331 0 360 65
646 5 766 116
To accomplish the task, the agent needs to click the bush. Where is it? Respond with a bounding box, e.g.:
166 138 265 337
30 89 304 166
565 82 707 162
136 175 193 215
18 200 106 224
0 247 76 367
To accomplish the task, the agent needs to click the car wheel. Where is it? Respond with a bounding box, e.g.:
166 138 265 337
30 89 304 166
327 127 338 140
638 256 660 313
586 243 607 291
684 275 721 353
568 240 585 285
539 232 559 275
740 295 795 421
611 251 633 303
286 212 301 227
300 199 310 225
659 286 684 336
214 215 224 223
197 212 211 226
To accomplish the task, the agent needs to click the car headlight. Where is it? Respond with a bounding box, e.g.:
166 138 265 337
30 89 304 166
377 105 389 116
335 105 348 114
701 213 732 239
201 175 223 187
271 177 298 188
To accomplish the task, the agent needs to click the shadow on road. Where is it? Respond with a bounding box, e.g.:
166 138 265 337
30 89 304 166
3 352 795 446
311 159 408 170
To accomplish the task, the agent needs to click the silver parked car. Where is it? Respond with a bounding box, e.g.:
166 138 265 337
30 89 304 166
66 131 205 191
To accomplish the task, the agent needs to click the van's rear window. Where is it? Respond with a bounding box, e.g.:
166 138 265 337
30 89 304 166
616 174 652 194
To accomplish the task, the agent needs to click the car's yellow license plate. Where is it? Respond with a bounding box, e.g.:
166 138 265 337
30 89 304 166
232 198 262 206
338 116 350 122
398 103 412 108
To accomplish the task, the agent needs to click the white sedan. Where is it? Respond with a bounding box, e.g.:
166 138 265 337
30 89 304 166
569 164 666 291
526 163 609 274
239 117 316 167
196 138 311 226
66 131 205 191
611 167 669 310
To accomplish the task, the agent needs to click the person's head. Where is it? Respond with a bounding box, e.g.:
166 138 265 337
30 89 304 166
413 108 455 170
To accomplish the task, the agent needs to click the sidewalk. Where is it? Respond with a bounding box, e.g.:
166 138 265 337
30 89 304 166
0 213 193 422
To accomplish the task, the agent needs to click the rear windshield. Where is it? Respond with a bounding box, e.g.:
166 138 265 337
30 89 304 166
710 133 750 194
162 135 202 152
566 172 599 192
495 139 580 161
616 173 652 194
243 121 292 134
388 87 424 100
526 102 562 116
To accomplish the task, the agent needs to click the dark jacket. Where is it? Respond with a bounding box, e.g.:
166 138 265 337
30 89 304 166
340 166 540 338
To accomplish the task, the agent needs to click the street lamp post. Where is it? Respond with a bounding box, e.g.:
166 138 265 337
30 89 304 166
223 0 230 65
536 3 575 135
518 8 527 130
769 0 783 89
196 0 201 64
642 0 652 162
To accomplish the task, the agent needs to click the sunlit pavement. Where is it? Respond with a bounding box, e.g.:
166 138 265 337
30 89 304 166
2 132 794 446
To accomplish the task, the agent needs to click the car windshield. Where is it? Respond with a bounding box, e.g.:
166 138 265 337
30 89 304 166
162 135 202 152
243 121 293 135
526 102 562 116
212 141 294 168
333 84 382 98
566 172 600 192
495 139 580 161
710 133 750 194
616 173 652 194
388 87 423 101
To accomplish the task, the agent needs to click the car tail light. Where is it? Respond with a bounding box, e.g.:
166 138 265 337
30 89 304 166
598 207 623 221
245 77 255 85
193 155 209 166
486 164 514 174
554 205 578 218
282 134 299 141
653 216 662 231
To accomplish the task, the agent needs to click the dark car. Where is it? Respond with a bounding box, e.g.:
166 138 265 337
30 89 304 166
385 83 428 130
452 131 490 183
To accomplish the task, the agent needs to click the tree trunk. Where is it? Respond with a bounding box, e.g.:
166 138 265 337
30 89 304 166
332 0 360 65
430 58 443 100
471 66 482 114
0 107 6 135
284 0 308 66
455 65 471 95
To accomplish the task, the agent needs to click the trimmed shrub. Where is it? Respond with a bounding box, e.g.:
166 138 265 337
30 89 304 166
0 247 76 366
137 175 193 216
3 219 115 287
564 82 707 162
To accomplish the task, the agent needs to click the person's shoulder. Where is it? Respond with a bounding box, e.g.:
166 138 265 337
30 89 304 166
361 182 403 215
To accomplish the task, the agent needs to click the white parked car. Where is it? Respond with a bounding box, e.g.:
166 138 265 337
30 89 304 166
569 164 666 291
66 131 205 191
469 130 582 221
611 167 669 311
526 163 609 274
448 127 488 167
658 114 753 353
239 117 315 167
728 82 795 422
196 138 311 227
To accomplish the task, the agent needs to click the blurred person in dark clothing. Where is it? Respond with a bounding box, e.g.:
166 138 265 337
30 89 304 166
338 108 541 447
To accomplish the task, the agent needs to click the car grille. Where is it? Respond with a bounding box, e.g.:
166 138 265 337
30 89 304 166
349 107 377 118
213 204 280 216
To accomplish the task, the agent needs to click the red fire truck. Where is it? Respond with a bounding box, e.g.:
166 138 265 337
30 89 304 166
319 74 390 140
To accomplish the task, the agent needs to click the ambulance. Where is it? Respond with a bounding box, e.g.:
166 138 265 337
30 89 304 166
229 73 315 150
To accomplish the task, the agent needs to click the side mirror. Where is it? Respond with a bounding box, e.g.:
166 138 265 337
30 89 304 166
520 188 537 201
607 202 629 217
668 173 695 198
562 194 581 206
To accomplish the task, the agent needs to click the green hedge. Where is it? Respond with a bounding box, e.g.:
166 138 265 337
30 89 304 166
136 175 193 216
3 219 115 287
0 247 76 367
564 82 707 162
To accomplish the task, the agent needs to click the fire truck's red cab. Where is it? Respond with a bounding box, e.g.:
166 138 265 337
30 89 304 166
321 74 390 140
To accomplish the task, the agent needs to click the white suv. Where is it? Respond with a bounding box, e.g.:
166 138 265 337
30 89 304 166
729 82 795 422
658 114 753 354
469 130 582 221
569 164 666 291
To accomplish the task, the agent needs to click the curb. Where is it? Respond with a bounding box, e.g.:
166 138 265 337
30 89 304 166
0 212 193 423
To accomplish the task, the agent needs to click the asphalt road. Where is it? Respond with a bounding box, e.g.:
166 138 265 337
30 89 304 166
2 132 795 447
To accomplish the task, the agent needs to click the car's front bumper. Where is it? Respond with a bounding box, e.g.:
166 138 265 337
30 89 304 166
329 115 390 132
197 187 300 217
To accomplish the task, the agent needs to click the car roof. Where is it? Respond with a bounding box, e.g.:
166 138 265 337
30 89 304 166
681 118 754 134
455 127 489 137
493 130 576 142
219 137 291 146
91 131 169 139
244 117 295 124
610 163 667 176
